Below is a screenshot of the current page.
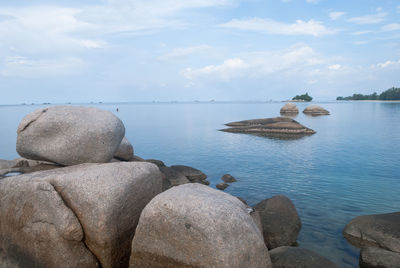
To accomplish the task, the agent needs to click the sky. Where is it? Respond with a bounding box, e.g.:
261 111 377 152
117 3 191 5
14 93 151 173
0 0 399 104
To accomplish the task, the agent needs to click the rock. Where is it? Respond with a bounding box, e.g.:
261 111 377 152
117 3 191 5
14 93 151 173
303 105 330 116
146 159 165 168
0 162 163 268
0 158 61 178
255 195 302 249
220 117 315 138
16 106 125 166
114 137 134 161
221 174 237 183
131 155 145 162
360 247 400 268
170 165 207 182
159 166 190 189
129 183 271 268
236 196 248 205
343 212 400 253
280 103 299 115
269 246 338 268
216 183 229 190
251 210 263 235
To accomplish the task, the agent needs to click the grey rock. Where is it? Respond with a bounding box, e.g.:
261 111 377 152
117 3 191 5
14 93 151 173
303 105 330 116
216 183 229 190
343 212 400 253
360 247 400 268
159 166 190 189
236 196 248 205
280 103 299 115
146 159 166 168
0 162 162 268
170 165 207 182
221 174 237 183
220 117 315 138
269 246 338 268
16 106 125 166
130 183 271 268
114 137 134 161
251 210 263 235
131 155 145 162
255 195 302 249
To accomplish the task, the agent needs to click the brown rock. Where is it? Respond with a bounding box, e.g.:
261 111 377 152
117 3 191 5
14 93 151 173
221 174 237 183
360 247 400 268
280 103 299 115
303 105 330 116
216 183 229 190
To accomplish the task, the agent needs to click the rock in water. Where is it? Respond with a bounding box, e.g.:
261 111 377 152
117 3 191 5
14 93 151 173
216 183 229 190
0 162 162 268
343 212 400 253
170 165 208 183
269 246 338 268
129 183 272 268
303 105 330 116
280 103 299 115
221 174 237 183
220 117 315 139
114 137 134 161
360 247 400 268
254 195 302 249
16 106 125 166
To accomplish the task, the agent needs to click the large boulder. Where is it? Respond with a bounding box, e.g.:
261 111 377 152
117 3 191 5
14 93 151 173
280 103 299 115
16 106 125 166
269 246 338 268
254 195 302 249
129 183 271 268
360 247 400 268
0 162 163 268
343 212 400 253
303 105 330 115
220 117 315 139
114 137 134 161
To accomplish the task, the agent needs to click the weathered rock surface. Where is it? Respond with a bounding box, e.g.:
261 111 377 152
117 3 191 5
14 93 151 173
343 212 400 253
255 195 302 249
146 159 166 168
129 183 271 268
360 247 400 268
303 105 330 115
280 103 299 115
216 183 229 190
221 174 237 183
220 117 315 138
16 106 125 166
0 158 61 178
170 165 209 185
269 246 338 268
0 162 163 268
159 166 190 189
114 137 134 161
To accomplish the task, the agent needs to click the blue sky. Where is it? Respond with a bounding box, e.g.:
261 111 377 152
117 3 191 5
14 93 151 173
0 0 399 104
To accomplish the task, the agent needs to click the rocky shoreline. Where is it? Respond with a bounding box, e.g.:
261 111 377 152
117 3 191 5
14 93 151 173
0 105 397 268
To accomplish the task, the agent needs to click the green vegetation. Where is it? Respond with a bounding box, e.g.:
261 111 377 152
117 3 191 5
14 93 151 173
292 93 313 102
337 87 400 101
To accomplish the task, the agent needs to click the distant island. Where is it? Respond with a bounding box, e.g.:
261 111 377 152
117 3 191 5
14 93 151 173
292 93 313 102
337 87 400 101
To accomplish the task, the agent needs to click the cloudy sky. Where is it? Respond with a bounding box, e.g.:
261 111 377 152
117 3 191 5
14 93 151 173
0 0 399 104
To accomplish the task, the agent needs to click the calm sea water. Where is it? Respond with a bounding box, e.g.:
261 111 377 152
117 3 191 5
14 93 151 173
1 101 400 267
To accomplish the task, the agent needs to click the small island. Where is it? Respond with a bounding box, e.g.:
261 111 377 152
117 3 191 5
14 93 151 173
337 87 400 101
292 93 313 102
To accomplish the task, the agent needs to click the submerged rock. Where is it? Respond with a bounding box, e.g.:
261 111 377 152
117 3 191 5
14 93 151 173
216 183 229 190
16 106 125 166
280 103 299 115
114 137 134 161
129 183 271 268
0 162 163 268
360 247 400 268
170 165 208 184
303 105 330 116
159 166 190 190
220 117 315 139
221 174 237 183
343 212 400 253
269 246 338 268
255 195 302 249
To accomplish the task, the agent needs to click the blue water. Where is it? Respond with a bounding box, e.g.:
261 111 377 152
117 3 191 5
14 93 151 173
1 101 400 267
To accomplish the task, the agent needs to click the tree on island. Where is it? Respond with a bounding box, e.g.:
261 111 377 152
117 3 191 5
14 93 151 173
292 93 313 102
337 87 400 101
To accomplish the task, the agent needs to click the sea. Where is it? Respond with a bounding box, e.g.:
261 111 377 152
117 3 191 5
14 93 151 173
1 101 399 267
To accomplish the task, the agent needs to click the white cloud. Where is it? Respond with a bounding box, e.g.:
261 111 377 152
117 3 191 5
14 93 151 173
353 41 368 45
157 45 212 62
306 0 319 4
182 44 327 81
352 30 373 35
328 64 341 70
329 12 345 20
382 23 400 32
375 59 400 69
219 17 336 36
348 12 387 25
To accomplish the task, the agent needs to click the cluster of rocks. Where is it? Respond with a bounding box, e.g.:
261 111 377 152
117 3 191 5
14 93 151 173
280 102 330 116
0 105 339 267
343 212 400 268
216 173 237 190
